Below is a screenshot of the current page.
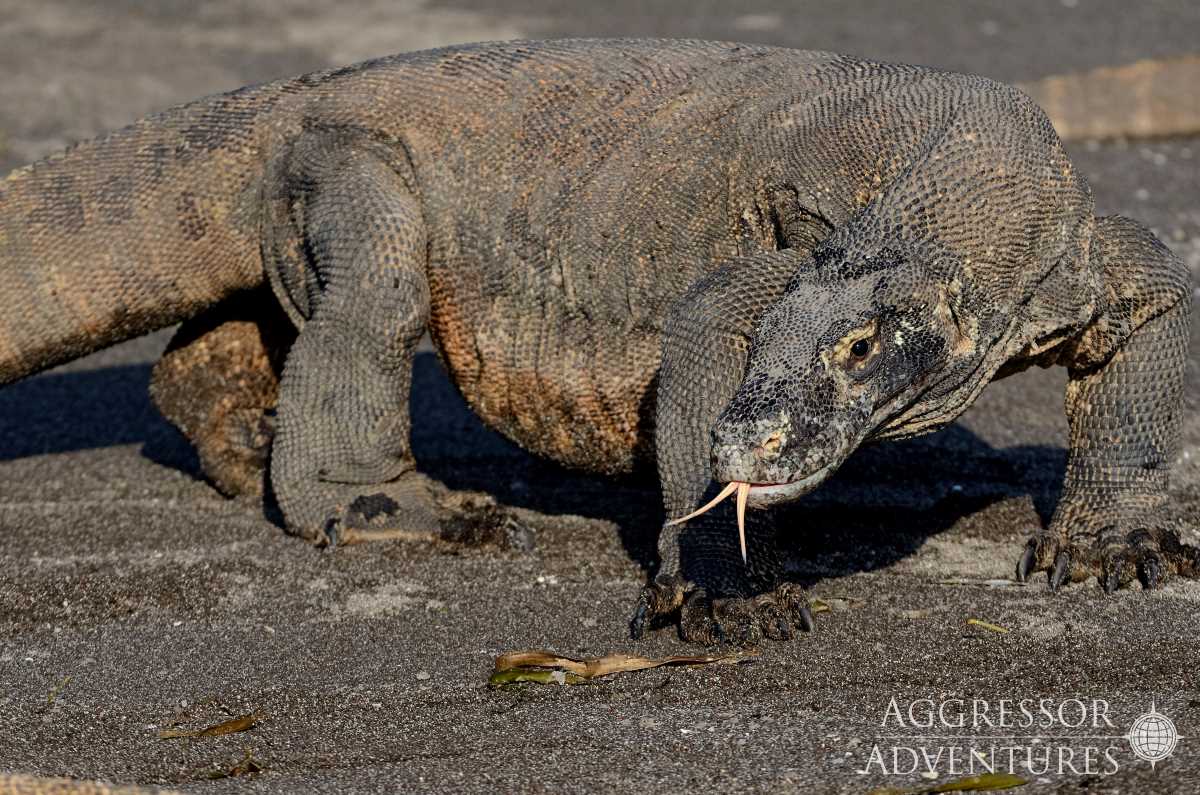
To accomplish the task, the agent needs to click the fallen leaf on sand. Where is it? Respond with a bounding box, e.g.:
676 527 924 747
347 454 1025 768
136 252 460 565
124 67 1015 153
966 618 1009 634
46 675 71 705
868 771 1026 794
489 650 757 686
159 714 261 739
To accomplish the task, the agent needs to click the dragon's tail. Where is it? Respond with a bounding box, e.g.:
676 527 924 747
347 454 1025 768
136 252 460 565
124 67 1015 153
0 85 284 385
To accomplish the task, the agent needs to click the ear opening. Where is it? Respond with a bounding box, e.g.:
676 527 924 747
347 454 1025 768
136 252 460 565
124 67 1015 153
935 280 977 356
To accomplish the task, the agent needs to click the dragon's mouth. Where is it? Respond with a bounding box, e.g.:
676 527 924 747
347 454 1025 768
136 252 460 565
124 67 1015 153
665 464 837 564
744 465 835 507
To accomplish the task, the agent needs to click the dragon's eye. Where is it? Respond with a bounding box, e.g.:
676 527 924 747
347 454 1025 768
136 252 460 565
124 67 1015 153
834 319 880 372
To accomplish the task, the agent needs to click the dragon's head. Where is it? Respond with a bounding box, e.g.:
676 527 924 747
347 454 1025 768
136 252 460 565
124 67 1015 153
710 239 984 524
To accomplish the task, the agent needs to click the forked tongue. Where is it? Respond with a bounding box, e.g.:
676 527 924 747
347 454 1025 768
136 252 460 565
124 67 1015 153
665 481 752 564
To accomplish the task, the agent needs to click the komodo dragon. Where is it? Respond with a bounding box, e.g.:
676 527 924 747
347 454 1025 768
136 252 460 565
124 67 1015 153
0 39 1195 644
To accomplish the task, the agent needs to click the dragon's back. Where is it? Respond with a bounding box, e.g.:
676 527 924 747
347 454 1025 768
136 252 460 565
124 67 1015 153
360 40 849 471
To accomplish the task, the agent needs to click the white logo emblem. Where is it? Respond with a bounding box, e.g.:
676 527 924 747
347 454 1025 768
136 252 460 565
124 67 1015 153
1127 703 1180 767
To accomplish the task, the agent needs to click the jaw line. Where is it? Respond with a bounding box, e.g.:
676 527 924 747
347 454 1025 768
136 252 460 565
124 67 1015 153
744 462 838 508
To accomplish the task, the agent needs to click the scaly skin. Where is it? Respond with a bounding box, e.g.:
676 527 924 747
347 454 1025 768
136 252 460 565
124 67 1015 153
0 39 1193 644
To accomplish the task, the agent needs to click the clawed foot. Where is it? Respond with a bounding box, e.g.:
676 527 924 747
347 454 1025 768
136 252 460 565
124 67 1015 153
297 473 536 553
1016 524 1200 592
630 575 814 646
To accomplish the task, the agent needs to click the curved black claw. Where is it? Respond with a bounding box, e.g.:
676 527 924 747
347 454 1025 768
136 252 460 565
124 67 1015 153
1016 541 1037 583
1049 550 1071 592
629 575 687 640
630 591 651 640
798 604 816 633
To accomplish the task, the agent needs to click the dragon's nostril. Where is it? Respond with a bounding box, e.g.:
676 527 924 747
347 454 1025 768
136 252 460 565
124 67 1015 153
758 431 784 457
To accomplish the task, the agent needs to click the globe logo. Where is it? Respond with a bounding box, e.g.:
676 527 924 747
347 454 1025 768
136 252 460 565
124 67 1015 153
1127 704 1179 767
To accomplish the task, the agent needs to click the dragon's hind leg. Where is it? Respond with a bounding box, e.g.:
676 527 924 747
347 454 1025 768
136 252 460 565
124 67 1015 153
150 288 293 497
265 132 533 551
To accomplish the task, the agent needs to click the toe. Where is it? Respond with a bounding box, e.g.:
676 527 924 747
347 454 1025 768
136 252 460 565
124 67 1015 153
764 613 793 641
1022 519 1200 594
711 600 762 647
679 589 721 646
1099 545 1137 593
1101 564 1121 594
1138 551 1165 590
1049 549 1072 591
499 515 537 552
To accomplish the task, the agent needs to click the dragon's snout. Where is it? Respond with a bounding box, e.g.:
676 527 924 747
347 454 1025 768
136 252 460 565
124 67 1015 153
712 424 790 483
711 406 830 486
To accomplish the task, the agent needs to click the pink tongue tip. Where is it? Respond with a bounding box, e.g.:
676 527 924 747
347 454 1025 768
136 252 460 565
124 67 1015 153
736 481 749 563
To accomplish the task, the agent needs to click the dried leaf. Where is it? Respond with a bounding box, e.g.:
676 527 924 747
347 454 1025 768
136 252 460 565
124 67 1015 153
868 771 1026 794
899 608 933 619
47 675 71 705
810 596 863 612
489 649 756 686
489 668 588 686
966 618 1009 634
159 713 261 739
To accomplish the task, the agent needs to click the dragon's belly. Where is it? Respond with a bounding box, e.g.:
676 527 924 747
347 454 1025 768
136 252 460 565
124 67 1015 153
429 282 662 474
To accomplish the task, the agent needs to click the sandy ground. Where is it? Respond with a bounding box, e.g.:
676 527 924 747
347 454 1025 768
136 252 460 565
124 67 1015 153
1 1 1199 792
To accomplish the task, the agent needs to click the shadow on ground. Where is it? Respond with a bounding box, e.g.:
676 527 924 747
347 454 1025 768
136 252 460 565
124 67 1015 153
0 351 1066 584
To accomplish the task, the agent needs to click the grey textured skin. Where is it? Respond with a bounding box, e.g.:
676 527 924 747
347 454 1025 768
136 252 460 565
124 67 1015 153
0 39 1194 643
